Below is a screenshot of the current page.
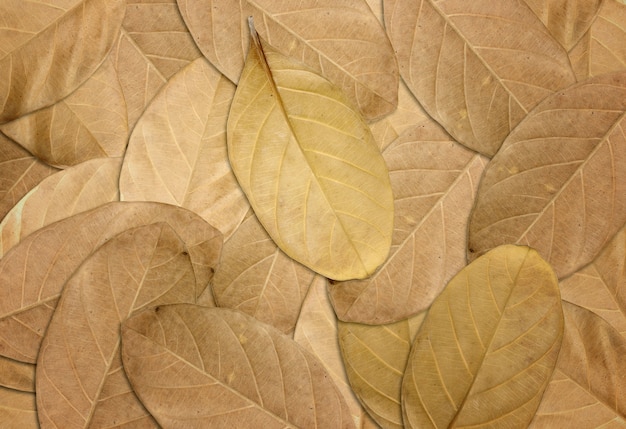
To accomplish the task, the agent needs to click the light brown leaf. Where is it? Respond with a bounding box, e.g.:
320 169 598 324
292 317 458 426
37 223 199 429
123 0 202 79
228 21 394 280
0 132 58 222
0 201 222 363
530 302 626 427
213 212 315 335
338 313 424 429
121 304 356 428
178 0 399 120
329 124 486 324
0 386 38 428
468 72 626 279
402 245 563 428
384 0 576 156
0 54 128 168
0 157 121 258
0 356 34 393
0 0 125 124
120 57 249 239
569 0 626 80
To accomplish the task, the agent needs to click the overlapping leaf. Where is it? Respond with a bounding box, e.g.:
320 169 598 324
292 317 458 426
121 305 356 428
0 356 34 392
0 386 37 428
227 23 394 280
468 71 626 279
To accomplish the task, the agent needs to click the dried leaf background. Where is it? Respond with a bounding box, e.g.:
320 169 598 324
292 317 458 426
1 0 626 427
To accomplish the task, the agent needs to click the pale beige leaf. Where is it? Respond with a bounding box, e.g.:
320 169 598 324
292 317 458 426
123 0 202 79
37 223 199 428
521 0 602 50
530 303 626 427
468 72 626 279
365 0 384 23
0 201 222 363
569 0 626 80
385 0 576 156
0 0 125 123
1 54 128 168
0 157 121 257
120 58 249 239
178 0 399 120
338 313 424 429
121 305 356 428
402 245 563 428
0 133 58 222
0 356 34 392
228 23 394 280
0 387 38 429
213 213 315 335
329 124 486 324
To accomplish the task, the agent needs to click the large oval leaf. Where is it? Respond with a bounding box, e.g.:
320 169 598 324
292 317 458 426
0 0 125 123
37 223 198 428
468 71 626 279
384 0 576 156
121 304 355 428
227 23 394 280
402 245 563 428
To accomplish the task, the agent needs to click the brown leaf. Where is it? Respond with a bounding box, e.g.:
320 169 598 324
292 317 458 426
0 133 58 222
0 157 121 257
123 0 202 79
120 57 249 239
329 124 486 324
121 304 356 428
468 71 626 279
36 222 199 429
530 302 626 427
213 213 315 335
178 0 399 120
0 201 222 363
0 0 125 124
0 356 34 393
0 54 128 168
338 313 424 429
402 245 563 428
0 386 38 428
384 0 576 156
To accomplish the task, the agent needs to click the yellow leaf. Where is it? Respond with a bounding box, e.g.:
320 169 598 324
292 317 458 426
402 245 563 428
227 20 394 280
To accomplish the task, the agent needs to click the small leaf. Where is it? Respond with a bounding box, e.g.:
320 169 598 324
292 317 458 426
120 57 249 239
37 223 198 429
401 245 563 428
0 356 34 392
121 304 356 428
468 71 626 279
0 0 126 123
384 0 576 156
227 21 394 280
0 386 37 428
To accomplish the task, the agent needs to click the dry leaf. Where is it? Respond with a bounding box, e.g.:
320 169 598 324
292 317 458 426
569 0 626 80
121 304 356 428
0 0 125 124
212 212 315 335
0 356 34 393
530 302 626 427
468 71 626 279
0 201 222 363
384 0 576 156
0 387 38 429
329 124 486 324
0 132 58 222
1 54 128 168
338 313 424 429
178 0 399 120
228 21 394 280
402 245 563 428
37 222 199 429
0 157 121 257
120 57 249 239
123 0 202 79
